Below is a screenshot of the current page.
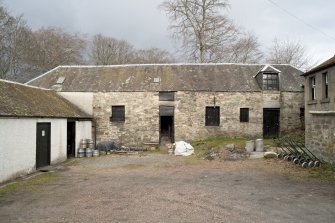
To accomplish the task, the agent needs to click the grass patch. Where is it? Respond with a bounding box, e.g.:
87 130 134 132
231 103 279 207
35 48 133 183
301 162 335 182
0 172 59 198
261 159 335 183
191 136 275 159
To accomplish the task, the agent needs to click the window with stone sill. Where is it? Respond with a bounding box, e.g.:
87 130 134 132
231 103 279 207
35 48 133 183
110 106 125 122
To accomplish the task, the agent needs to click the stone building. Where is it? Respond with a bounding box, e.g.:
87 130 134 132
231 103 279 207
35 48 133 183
0 80 92 183
303 55 335 164
27 64 304 146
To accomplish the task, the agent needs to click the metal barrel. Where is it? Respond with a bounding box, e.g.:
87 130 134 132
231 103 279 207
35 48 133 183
79 139 87 149
245 140 254 152
87 139 95 149
85 148 93 157
78 148 85 158
255 139 264 152
93 149 99 157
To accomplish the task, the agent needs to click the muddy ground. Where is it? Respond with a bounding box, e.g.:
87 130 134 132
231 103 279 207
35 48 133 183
0 154 334 223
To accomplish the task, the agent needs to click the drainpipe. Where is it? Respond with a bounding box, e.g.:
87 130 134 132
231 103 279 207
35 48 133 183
93 118 97 148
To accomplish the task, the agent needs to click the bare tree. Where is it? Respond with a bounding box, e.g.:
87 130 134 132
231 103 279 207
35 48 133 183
0 4 31 80
27 27 86 71
134 47 176 64
90 34 135 65
266 38 315 71
161 0 239 63
227 32 263 63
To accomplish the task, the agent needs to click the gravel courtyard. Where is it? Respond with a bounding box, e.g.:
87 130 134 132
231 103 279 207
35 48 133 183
0 154 335 223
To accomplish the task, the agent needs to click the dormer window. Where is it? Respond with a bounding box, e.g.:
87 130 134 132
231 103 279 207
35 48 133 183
263 73 279 90
255 65 281 91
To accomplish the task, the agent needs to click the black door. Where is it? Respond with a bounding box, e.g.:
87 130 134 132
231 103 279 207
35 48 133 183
67 122 76 158
263 109 280 138
36 123 51 168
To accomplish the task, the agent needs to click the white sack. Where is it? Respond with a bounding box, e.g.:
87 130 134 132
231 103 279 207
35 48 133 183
174 141 194 156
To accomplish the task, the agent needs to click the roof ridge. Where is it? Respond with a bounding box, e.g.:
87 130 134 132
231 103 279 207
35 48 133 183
25 63 298 85
48 63 293 68
0 79 52 91
25 66 60 85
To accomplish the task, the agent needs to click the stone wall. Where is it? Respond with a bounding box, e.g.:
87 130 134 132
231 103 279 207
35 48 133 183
174 92 263 141
93 91 264 145
92 90 304 146
304 66 335 164
280 92 305 132
93 92 160 145
305 114 335 164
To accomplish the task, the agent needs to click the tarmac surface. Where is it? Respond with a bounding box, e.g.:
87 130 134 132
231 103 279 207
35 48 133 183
0 154 334 223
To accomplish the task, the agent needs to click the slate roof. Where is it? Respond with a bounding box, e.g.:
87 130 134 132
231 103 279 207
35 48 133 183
27 64 304 92
303 55 335 76
0 80 91 118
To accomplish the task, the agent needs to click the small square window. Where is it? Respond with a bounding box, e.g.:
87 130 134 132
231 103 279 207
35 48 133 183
205 107 220 126
159 92 175 101
240 108 249 122
110 106 125 122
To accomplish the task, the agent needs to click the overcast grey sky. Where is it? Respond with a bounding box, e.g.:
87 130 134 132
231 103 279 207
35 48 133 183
3 0 335 64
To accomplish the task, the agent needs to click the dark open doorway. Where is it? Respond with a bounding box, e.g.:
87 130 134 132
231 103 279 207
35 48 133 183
159 106 174 144
36 123 51 168
160 116 174 143
263 108 280 138
67 121 76 158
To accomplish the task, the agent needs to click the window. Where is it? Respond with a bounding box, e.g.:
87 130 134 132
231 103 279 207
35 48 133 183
159 92 175 101
240 108 249 122
205 107 220 126
310 76 316 100
263 73 279 90
323 72 328 99
110 106 125 122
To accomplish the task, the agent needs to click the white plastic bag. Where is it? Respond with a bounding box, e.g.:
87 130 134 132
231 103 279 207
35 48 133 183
174 141 194 156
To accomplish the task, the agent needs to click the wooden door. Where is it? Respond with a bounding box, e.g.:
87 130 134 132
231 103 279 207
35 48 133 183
263 109 280 138
36 123 51 168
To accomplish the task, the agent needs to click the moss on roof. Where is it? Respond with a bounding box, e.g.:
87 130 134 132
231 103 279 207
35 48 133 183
27 64 304 92
0 80 91 118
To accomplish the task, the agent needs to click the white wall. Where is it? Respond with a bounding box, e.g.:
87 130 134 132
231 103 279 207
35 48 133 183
0 118 67 183
75 120 92 157
58 92 93 115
